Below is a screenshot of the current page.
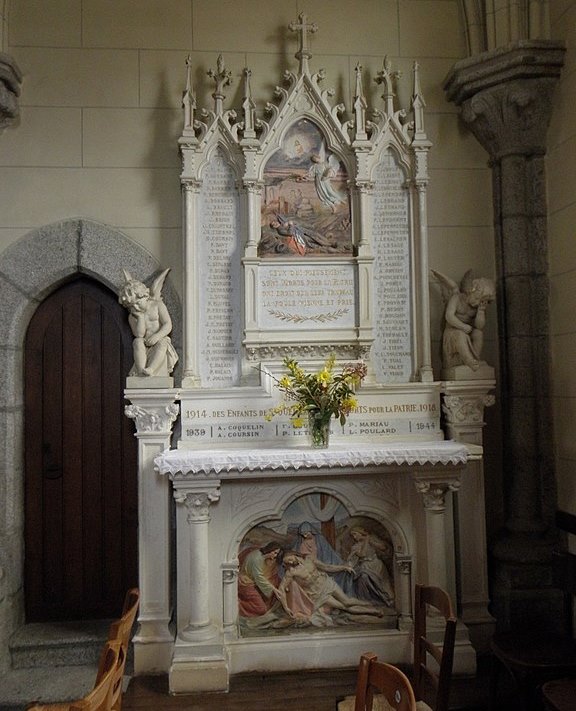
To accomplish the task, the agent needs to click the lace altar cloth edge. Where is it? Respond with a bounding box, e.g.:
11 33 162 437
154 441 468 476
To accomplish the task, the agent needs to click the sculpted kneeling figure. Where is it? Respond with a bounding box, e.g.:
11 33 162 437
432 268 496 372
119 268 178 377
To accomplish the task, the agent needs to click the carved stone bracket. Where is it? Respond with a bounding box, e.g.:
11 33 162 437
125 402 179 434
0 52 23 133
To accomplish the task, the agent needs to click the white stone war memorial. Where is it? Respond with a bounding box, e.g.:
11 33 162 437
124 15 496 694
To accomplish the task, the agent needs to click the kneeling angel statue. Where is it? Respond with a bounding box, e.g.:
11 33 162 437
431 269 496 373
119 268 178 377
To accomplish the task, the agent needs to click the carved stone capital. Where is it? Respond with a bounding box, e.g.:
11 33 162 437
0 53 23 132
222 563 239 584
243 180 263 194
414 475 461 512
354 179 374 193
182 178 202 192
174 487 221 523
125 402 179 434
442 394 495 426
395 556 412 575
444 41 565 160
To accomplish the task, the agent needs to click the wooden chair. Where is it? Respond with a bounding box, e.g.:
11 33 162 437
26 641 121 711
26 589 139 711
412 584 457 711
354 653 417 711
490 551 576 711
96 588 140 711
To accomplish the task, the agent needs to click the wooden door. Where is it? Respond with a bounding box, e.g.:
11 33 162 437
25 277 138 621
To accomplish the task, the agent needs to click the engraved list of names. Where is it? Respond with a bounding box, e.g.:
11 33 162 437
198 150 241 388
372 151 413 382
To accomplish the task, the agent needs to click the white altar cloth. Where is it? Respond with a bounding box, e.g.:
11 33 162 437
154 440 468 476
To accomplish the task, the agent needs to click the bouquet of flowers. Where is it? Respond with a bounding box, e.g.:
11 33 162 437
265 355 367 445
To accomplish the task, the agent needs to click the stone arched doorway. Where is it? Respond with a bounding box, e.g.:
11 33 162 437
0 219 181 664
24 276 138 621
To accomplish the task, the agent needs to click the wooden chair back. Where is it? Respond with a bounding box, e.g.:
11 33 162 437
95 587 139 711
413 584 457 711
354 653 417 711
26 641 120 711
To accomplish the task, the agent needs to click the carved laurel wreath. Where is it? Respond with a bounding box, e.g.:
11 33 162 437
267 308 349 323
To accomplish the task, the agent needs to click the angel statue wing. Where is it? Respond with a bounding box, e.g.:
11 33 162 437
150 268 171 301
430 269 460 303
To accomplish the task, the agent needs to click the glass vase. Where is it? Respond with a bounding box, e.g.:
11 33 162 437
308 412 331 448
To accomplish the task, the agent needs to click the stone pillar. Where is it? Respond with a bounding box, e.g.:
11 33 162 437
0 52 22 133
173 483 221 641
395 555 413 630
124 390 179 674
442 382 496 649
413 469 461 602
444 40 566 631
222 561 239 637
169 478 228 694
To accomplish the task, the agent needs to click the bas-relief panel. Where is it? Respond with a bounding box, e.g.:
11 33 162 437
237 492 397 636
259 119 352 257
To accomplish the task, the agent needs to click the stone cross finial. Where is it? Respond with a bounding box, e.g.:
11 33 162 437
207 54 232 116
288 13 318 76
375 56 401 116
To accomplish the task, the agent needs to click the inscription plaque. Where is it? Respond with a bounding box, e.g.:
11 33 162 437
372 151 413 383
198 149 241 387
259 262 355 329
180 389 440 446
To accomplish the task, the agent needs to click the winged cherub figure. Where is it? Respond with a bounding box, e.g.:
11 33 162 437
118 268 178 377
431 269 496 372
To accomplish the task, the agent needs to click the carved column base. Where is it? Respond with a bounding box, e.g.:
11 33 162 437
169 653 229 694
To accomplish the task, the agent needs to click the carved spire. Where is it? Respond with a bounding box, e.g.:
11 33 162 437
288 13 318 77
375 56 400 117
353 63 368 141
411 61 427 140
207 54 232 116
182 54 197 134
241 68 257 140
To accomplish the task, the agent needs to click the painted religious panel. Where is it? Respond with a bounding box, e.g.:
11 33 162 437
259 119 352 257
237 492 397 635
